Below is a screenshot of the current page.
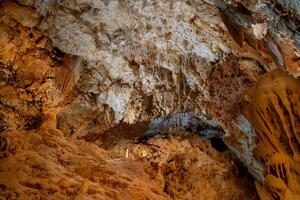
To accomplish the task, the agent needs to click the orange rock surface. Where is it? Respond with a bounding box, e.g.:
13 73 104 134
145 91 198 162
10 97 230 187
0 119 169 200
0 117 257 199
249 69 300 199
5 1 299 199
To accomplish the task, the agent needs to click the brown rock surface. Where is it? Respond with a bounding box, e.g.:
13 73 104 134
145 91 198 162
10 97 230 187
1 1 300 199
0 12 60 132
0 121 257 199
0 125 168 199
2 1 40 28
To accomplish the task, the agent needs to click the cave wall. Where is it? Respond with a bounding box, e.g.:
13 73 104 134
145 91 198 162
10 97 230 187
1 0 300 190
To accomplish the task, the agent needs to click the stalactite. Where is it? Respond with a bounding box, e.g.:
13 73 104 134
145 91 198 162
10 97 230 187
55 55 82 96
214 0 286 68
249 68 300 199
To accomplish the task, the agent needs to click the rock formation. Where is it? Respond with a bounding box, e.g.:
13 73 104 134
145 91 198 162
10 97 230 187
248 69 300 199
0 121 258 199
0 0 300 199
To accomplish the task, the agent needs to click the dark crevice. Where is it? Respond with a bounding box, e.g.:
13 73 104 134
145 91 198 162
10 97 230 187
0 137 7 151
209 137 228 152
24 115 44 130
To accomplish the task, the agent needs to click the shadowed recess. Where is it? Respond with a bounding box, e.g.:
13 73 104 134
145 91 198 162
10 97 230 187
210 137 228 152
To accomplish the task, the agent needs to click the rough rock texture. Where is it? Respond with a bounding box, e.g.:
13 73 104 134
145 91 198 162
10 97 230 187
46 0 231 138
1 0 299 132
1 0 300 199
0 7 60 132
0 116 257 200
0 118 169 200
275 0 300 17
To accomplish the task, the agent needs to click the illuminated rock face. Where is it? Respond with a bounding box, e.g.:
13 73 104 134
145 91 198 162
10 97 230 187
248 68 300 199
1 1 300 199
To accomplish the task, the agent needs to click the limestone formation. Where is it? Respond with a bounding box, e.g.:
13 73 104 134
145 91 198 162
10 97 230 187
248 69 300 199
0 120 257 199
1 0 300 199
